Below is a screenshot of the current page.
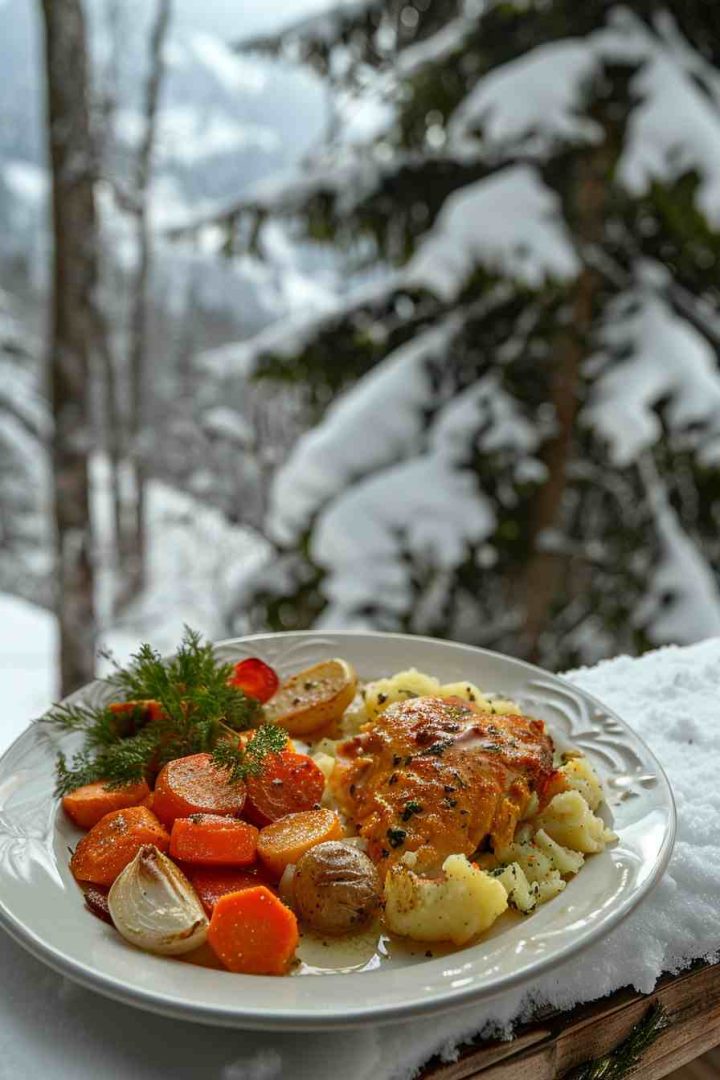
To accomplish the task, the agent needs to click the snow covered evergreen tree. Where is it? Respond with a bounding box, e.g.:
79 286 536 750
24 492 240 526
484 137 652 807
220 0 720 668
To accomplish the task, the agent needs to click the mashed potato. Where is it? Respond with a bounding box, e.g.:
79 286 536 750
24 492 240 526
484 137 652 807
536 790 616 854
383 854 508 945
360 668 520 724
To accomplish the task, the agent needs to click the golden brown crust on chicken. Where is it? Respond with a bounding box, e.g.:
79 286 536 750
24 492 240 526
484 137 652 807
331 696 555 876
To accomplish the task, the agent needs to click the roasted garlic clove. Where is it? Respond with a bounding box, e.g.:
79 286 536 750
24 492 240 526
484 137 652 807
108 844 208 955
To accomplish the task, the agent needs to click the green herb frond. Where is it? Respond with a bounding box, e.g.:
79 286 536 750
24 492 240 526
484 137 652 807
211 723 287 782
54 727 158 796
570 1005 669 1080
51 627 267 794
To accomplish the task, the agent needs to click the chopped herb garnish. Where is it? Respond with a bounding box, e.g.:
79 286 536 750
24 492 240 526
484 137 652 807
47 627 278 796
421 740 452 757
401 800 422 821
387 827 407 848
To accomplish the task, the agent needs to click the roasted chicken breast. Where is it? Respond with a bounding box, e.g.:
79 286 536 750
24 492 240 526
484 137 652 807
332 696 555 876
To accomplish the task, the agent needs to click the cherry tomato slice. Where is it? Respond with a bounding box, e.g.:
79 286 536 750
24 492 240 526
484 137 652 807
228 658 279 703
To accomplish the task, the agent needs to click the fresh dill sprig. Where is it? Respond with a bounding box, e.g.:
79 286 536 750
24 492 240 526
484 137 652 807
211 724 288 782
47 627 272 795
109 628 259 734
55 728 159 796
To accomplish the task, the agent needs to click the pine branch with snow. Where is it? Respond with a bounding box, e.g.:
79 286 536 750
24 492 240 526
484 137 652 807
221 0 720 667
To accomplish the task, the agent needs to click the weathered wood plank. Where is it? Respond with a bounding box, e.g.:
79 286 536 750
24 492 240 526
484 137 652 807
420 962 720 1079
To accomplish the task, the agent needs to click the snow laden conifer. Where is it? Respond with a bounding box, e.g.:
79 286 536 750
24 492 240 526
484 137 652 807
214 0 720 667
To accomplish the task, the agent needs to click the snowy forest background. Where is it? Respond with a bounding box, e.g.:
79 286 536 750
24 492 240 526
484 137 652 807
3 0 720 736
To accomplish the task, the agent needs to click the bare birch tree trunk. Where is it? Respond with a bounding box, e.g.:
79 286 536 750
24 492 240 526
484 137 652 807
124 0 171 600
40 0 98 694
95 0 125 602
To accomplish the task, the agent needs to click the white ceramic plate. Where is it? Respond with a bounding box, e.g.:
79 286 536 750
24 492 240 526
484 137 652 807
0 632 675 1030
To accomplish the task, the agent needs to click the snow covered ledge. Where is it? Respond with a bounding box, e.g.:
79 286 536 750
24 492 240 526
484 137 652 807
0 637 718 1080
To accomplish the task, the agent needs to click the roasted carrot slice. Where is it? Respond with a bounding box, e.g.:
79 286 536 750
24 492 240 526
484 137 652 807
207 886 299 975
245 750 325 826
152 753 246 827
62 779 150 830
169 814 258 866
257 808 343 879
107 699 165 737
70 806 169 887
228 658 279 703
183 865 275 915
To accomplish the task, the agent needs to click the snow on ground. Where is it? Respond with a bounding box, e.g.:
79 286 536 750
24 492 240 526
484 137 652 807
405 164 580 300
0 593 56 747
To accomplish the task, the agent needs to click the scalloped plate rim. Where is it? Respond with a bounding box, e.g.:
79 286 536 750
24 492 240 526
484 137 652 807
0 631 676 1030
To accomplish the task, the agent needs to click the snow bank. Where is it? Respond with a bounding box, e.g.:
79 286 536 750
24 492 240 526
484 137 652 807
0 594 56 743
406 165 580 300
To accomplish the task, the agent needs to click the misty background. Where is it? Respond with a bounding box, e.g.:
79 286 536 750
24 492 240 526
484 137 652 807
3 0 720 737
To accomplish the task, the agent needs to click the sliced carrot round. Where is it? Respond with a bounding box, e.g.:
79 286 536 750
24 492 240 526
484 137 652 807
70 806 169 887
245 750 325 827
152 753 246 827
207 886 299 975
169 814 258 867
183 865 275 915
257 808 343 879
62 778 150 830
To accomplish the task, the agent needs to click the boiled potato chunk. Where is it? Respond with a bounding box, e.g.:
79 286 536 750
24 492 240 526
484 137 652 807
383 854 507 945
264 659 358 736
536 791 615 854
293 840 381 934
558 756 604 811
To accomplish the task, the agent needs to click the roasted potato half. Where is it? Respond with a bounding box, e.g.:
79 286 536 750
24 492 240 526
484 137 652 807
264 659 357 737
